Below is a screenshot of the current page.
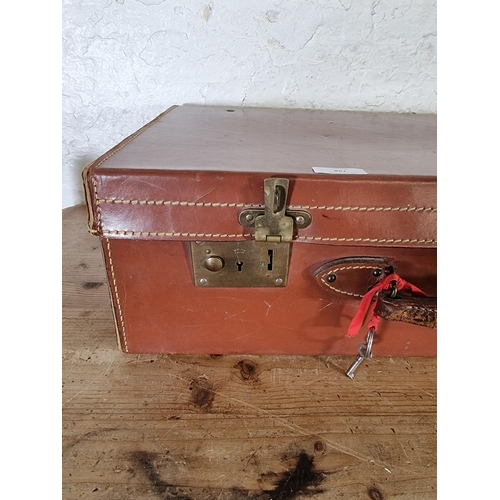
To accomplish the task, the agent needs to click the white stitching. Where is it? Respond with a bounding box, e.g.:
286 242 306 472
298 236 436 244
328 265 385 273
320 283 364 298
292 205 437 212
100 230 436 244
92 178 103 232
99 199 248 208
94 178 128 351
319 265 383 297
104 238 128 352
97 198 437 212
102 230 252 238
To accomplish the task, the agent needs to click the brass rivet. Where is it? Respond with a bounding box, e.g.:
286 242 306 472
199 278 208 285
275 278 283 285
245 213 254 222
295 215 305 225
204 256 225 272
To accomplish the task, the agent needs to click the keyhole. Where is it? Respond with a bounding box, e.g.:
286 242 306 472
236 261 244 272
267 249 273 271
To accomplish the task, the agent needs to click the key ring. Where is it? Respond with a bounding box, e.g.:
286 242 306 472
389 280 398 298
364 327 375 359
357 327 375 360
346 327 376 379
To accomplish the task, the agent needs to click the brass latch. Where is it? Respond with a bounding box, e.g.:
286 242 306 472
238 178 311 241
190 178 311 288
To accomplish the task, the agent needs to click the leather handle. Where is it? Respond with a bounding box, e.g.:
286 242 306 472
314 256 437 329
374 291 437 329
314 256 392 298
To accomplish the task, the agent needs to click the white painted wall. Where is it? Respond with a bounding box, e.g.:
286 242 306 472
62 0 436 208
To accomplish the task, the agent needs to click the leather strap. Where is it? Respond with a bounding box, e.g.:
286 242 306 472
374 292 437 329
314 256 392 298
314 256 437 329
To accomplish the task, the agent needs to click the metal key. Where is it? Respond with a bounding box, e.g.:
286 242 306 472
345 353 365 379
345 328 375 379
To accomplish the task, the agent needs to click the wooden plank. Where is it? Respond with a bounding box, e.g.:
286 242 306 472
62 205 436 499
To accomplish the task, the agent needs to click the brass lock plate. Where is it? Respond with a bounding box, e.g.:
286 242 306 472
190 241 290 287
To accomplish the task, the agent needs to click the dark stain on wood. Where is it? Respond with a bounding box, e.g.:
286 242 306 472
82 281 103 289
236 359 259 381
189 376 216 411
132 451 194 500
127 448 328 500
266 451 325 499
367 486 385 500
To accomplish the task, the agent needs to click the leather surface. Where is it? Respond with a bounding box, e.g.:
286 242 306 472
85 170 437 249
101 238 436 356
83 106 437 249
88 105 437 176
314 256 393 298
83 105 437 356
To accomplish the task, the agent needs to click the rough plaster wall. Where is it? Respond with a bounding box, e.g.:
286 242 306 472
62 0 436 208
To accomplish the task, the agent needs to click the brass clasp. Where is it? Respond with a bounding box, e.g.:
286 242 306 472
238 178 311 241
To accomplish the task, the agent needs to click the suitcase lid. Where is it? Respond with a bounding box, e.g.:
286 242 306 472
83 105 436 248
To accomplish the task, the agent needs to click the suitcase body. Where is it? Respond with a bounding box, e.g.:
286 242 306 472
83 105 437 356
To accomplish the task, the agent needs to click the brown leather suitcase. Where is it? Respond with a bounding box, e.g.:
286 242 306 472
83 105 436 357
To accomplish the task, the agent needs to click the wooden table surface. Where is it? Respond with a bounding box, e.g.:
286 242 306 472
62 205 437 500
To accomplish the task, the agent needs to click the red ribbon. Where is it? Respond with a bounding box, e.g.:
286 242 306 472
345 273 429 338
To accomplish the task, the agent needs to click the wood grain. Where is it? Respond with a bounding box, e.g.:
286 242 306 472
62 205 436 499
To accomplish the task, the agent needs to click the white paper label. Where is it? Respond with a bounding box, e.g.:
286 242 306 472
312 167 368 175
